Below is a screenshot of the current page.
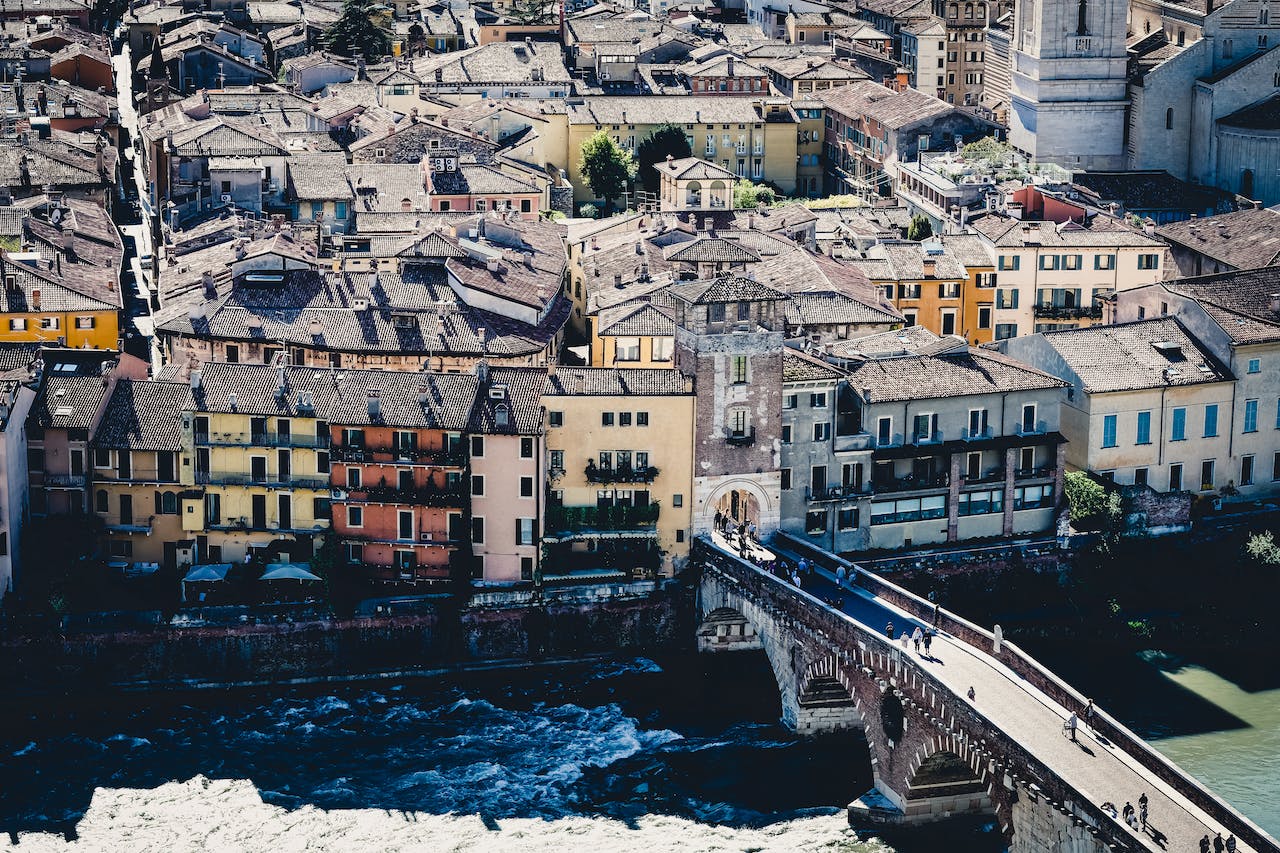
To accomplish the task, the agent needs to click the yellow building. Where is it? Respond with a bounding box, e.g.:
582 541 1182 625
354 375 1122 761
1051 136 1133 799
794 100 825 197
542 368 695 578
183 362 332 564
565 97 799 206
92 380 197 570
945 233 997 345
589 303 677 368
847 241 971 337
0 259 120 350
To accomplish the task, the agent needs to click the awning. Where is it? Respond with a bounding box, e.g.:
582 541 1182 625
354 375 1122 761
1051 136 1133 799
260 563 322 582
184 564 231 582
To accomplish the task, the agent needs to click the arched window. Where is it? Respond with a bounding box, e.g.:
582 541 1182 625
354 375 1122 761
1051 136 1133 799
162 492 178 514
95 489 108 513
1166 107 1174 129
400 198 412 212
1144 19 1150 33
1261 7 1269 24
494 403 509 428
1274 68 1280 87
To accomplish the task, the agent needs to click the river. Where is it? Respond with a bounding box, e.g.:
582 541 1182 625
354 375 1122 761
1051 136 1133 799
0 653 1002 852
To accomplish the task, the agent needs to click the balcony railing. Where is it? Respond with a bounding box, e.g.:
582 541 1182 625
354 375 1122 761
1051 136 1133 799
195 431 330 448
1015 420 1048 436
584 463 660 484
341 531 461 547
834 432 873 452
962 467 1005 485
807 483 870 503
545 503 660 532
330 444 467 466
726 428 756 446
195 471 331 488
961 427 994 441
207 519 329 533
1032 305 1102 320
911 429 944 446
349 483 468 507
43 472 86 487
872 471 949 493
1015 465 1055 480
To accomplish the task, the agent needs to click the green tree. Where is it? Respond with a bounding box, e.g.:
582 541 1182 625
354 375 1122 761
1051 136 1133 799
326 0 392 59
906 213 933 241
961 136 1015 165
506 0 555 24
733 180 776 209
579 131 635 214
635 124 692 196
577 203 599 219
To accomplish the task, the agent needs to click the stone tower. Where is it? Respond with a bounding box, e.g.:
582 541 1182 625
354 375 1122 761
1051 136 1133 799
1007 0 1128 169
671 275 788 539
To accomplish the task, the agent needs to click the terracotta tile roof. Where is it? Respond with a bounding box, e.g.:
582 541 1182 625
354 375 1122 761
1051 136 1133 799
1035 317 1231 393
93 380 193 451
1163 267 1280 345
844 348 1067 403
545 367 689 395
1156 207 1280 270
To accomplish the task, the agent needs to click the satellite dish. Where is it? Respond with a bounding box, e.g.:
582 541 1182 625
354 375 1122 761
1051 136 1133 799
49 207 62 225
220 193 232 203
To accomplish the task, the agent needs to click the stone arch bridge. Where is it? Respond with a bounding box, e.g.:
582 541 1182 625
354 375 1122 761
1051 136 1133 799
693 536 1279 853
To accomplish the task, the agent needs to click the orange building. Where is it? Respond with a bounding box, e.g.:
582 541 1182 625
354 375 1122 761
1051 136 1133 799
326 372 477 585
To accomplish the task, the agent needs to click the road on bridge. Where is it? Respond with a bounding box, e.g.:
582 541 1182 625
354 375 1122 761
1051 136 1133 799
712 531 1265 853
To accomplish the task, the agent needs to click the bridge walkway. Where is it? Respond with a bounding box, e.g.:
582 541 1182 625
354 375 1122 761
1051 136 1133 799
709 531 1265 853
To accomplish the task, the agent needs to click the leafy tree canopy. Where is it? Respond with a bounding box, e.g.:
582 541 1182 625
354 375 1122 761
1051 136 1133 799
733 180 776 209
906 213 933 241
635 124 692 196
579 131 635 213
326 0 392 59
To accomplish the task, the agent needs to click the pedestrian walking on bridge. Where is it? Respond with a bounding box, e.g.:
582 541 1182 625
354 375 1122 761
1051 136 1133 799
1065 712 1078 742
1200 835 1212 853
1138 793 1148 829
835 564 847 587
885 621 895 641
912 627 923 653
922 630 933 656
1214 832 1225 853
1226 833 1237 853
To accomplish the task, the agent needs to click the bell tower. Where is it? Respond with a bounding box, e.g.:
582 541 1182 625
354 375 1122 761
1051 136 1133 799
671 275 788 539
144 37 172 114
1007 0 1128 169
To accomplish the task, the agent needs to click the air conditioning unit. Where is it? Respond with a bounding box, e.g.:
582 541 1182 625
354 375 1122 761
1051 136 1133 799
330 488 348 500
420 532 433 541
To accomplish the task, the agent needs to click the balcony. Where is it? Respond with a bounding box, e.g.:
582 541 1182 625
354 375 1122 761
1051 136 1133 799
341 531 460 547
350 483 468 507
807 483 870 503
584 463 660 484
545 503 660 533
195 471 331 489
961 427 994 441
726 428 756 447
834 432 873 452
207 519 329 533
1032 305 1102 320
1015 465 1055 481
735 145 748 155
330 444 467 466
872 471 949 494
195 431 330 448
1015 420 1048 437
911 429 944 446
962 467 1005 485
43 472 86 488
107 520 153 534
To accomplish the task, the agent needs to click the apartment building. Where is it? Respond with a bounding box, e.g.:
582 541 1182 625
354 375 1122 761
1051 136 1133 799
781 332 1066 552
327 371 474 586
543 368 694 580
998 318 1235 494
1110 268 1280 499
846 240 970 337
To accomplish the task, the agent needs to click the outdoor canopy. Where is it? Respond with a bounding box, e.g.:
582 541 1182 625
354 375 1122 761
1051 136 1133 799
183 564 231 582
260 563 322 582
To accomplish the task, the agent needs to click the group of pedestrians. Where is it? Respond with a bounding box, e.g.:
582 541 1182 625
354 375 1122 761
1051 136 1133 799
1200 831 1238 853
714 511 757 558
884 621 934 657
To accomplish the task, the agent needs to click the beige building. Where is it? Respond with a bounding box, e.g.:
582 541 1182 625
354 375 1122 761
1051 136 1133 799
543 368 695 579
565 97 800 205
968 190 1168 340
999 318 1236 494
1110 268 1280 500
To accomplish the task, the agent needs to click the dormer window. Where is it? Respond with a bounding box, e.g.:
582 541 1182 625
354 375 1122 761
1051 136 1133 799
495 403 509 428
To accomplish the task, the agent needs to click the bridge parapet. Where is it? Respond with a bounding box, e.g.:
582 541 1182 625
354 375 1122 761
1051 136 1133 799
695 539 1143 851
772 532 1280 853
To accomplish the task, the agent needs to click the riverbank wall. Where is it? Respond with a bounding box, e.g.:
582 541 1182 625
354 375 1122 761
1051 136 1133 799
0 580 693 695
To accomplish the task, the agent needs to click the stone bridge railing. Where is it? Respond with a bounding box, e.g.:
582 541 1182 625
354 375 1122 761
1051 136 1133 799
773 531 1280 853
695 539 1144 852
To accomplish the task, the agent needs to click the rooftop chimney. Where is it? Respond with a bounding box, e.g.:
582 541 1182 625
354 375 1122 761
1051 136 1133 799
31 288 40 310
228 391 238 411
614 273 623 288
367 389 381 420
190 368 202 390
1270 293 1280 314
417 385 430 405
922 258 937 277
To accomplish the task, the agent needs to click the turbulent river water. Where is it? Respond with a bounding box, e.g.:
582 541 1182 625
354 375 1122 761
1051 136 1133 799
0 653 1002 853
